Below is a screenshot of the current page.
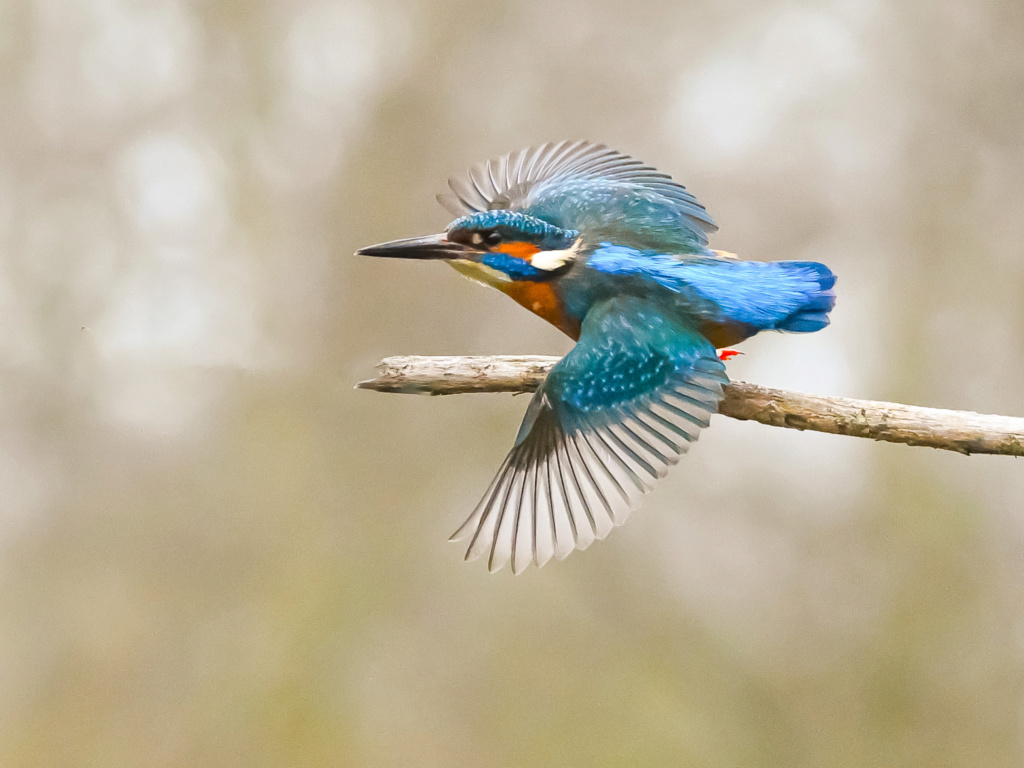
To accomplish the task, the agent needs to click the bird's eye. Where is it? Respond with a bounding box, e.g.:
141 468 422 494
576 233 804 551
484 230 503 247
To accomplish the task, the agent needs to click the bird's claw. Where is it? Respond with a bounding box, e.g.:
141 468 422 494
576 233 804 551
717 349 742 361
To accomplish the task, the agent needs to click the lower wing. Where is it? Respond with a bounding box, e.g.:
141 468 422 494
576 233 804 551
450 296 727 573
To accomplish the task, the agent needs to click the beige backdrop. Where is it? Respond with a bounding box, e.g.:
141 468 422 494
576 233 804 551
1 0 1023 765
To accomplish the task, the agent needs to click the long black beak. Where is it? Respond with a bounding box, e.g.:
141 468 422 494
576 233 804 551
356 233 480 260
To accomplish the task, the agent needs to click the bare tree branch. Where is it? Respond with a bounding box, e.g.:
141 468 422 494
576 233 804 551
357 355 1024 457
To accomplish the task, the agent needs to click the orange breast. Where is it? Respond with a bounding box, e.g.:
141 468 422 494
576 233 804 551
503 281 580 340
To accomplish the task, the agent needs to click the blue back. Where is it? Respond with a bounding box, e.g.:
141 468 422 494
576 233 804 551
583 246 837 335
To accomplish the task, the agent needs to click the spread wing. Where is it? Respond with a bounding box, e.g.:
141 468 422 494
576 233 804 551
437 141 717 252
450 296 728 573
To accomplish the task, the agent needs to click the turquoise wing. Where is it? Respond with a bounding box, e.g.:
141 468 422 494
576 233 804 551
437 141 716 253
450 297 727 573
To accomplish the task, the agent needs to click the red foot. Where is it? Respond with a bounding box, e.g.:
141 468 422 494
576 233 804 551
717 349 743 361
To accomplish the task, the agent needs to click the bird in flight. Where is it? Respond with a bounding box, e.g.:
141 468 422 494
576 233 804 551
358 142 836 573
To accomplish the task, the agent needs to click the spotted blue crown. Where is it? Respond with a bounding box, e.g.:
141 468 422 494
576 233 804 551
447 210 579 251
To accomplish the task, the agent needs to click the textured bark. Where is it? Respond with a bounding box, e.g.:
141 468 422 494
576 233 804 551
357 355 1024 457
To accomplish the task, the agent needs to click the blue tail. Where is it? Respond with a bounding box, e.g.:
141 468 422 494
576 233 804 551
771 261 837 333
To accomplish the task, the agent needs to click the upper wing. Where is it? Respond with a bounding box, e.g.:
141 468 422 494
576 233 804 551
450 296 727 574
437 141 717 252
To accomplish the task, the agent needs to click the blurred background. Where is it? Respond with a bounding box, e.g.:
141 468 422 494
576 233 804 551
1 0 1023 765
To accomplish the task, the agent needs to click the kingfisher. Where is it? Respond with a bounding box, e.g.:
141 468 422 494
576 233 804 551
358 141 836 574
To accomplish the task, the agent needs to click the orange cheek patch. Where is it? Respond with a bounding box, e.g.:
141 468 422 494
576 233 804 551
495 241 541 260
